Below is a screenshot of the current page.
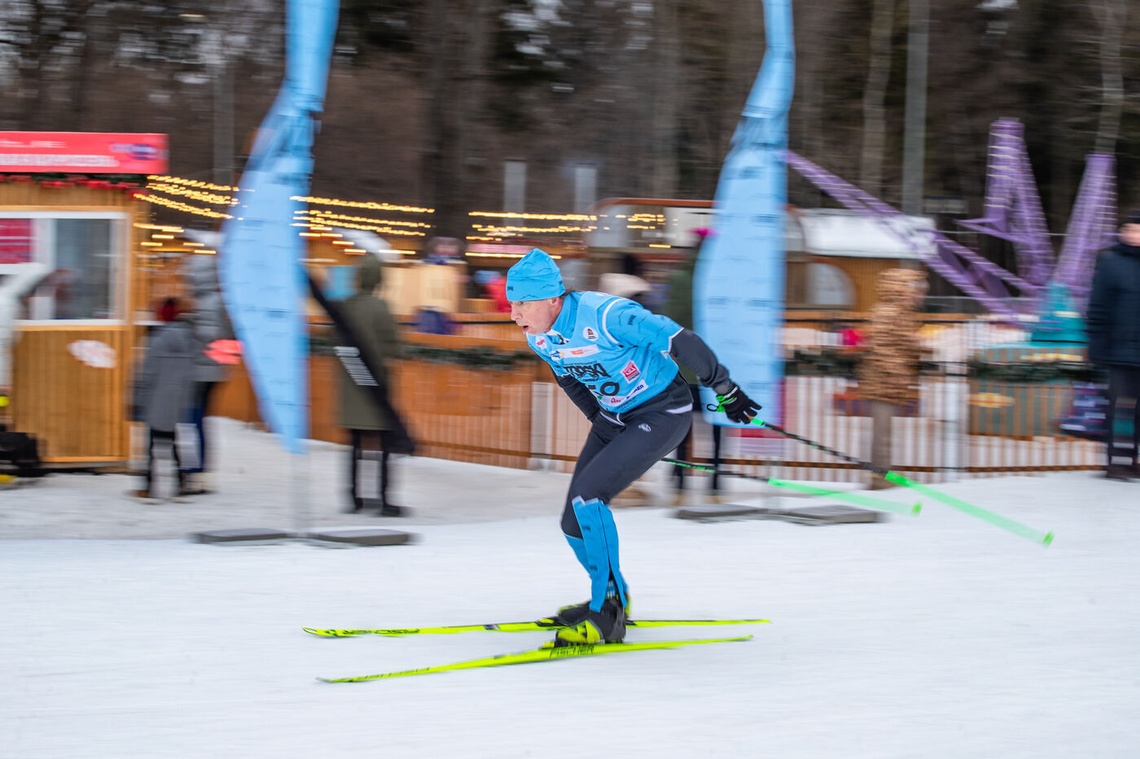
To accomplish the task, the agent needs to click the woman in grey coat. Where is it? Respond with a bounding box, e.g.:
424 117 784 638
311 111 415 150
130 297 197 503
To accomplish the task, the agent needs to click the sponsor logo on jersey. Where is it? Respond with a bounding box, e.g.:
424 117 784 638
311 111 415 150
566 362 609 381
551 345 600 360
603 379 649 406
621 360 640 382
582 327 598 341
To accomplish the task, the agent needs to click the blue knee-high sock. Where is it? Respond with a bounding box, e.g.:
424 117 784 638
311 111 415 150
565 533 623 605
570 497 627 612
597 505 628 605
564 534 590 574
565 533 623 601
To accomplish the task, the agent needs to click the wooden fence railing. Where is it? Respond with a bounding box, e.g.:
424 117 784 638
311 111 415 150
210 316 1103 484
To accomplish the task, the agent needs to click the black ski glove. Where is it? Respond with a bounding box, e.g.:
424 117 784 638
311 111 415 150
715 382 760 425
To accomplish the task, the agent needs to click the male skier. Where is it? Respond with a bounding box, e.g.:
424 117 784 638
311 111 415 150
507 248 760 646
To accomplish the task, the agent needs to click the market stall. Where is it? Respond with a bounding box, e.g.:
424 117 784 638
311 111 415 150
1 132 164 467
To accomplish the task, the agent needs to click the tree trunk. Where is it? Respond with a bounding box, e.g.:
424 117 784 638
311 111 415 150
423 0 461 236
647 0 681 198
19 1 50 129
1091 0 1125 156
861 0 895 196
870 400 894 490
65 2 96 130
437 1 493 221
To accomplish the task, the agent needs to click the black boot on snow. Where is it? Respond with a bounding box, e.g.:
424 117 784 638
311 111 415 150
546 601 590 627
553 600 626 646
544 593 628 627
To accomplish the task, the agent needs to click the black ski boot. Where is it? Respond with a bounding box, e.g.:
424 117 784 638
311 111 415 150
553 597 627 646
543 592 629 627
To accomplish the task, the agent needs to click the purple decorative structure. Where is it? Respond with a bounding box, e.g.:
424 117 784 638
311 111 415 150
1052 154 1118 308
786 150 1034 319
787 118 1117 319
956 119 1053 289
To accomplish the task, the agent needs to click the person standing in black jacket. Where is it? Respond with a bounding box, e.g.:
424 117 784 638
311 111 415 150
1086 211 1140 480
181 254 234 495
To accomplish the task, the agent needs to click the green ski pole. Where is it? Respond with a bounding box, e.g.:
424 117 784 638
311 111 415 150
883 471 1053 546
752 416 1052 546
661 458 920 515
703 398 1053 546
767 478 922 516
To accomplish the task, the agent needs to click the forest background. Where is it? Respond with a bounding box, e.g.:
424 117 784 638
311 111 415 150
0 0 1136 252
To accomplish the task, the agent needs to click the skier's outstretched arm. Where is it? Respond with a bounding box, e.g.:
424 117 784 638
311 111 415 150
667 328 733 393
668 328 761 424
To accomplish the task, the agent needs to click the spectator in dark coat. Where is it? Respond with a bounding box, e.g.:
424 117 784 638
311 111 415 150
129 297 197 503
597 253 656 507
336 253 405 516
660 229 723 504
181 255 234 494
1086 211 1140 480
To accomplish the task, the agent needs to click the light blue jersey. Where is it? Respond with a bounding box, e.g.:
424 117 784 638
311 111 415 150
526 291 684 413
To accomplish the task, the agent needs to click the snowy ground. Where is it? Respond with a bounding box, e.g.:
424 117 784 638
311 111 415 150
3 418 1140 758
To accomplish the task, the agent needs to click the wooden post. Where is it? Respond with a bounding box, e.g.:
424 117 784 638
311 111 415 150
870 399 894 489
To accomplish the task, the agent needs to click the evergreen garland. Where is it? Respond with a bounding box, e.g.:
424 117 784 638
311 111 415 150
398 343 539 372
786 348 942 379
309 334 538 371
965 358 1101 384
310 339 1100 382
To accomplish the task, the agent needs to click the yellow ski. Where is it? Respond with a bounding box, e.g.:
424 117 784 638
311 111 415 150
317 634 753 683
304 618 769 638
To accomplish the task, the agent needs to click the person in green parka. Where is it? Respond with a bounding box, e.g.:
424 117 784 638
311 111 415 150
335 253 405 516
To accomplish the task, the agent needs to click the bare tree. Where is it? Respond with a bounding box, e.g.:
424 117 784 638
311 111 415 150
0 0 95 130
2 0 1140 225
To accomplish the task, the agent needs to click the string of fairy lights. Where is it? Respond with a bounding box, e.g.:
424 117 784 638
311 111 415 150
137 174 674 262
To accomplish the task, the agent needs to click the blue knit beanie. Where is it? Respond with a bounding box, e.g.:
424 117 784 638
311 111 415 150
506 248 565 301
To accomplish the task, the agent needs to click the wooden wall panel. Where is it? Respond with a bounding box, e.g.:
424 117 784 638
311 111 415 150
309 355 348 445
12 325 131 462
209 360 258 425
810 257 913 312
0 183 137 210
2 185 152 466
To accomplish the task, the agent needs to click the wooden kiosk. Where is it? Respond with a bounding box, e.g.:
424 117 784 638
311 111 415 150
0 132 167 467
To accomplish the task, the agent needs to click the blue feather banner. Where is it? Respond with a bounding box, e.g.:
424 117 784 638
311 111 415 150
219 0 339 454
694 0 793 427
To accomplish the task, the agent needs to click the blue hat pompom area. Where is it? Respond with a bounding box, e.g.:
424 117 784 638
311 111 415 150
506 248 565 302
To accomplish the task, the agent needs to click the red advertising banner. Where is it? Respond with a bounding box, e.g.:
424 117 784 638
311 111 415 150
0 218 33 264
0 132 168 174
